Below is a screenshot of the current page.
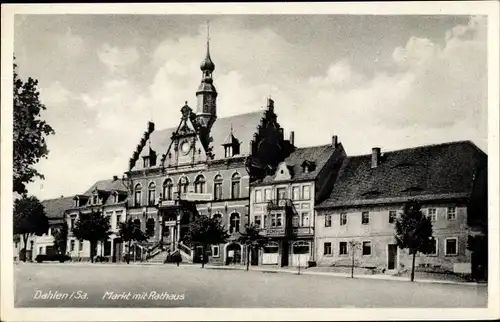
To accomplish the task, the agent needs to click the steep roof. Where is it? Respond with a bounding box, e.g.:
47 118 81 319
260 144 337 183
83 179 128 195
41 197 74 219
132 111 264 171
317 141 487 208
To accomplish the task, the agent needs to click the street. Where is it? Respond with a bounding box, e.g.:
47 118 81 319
14 263 487 308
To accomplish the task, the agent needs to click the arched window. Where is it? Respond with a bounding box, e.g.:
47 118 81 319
229 212 240 233
146 218 155 236
163 179 173 200
179 176 189 195
194 175 206 194
148 182 156 205
213 174 223 200
133 219 141 229
134 184 142 207
231 173 241 199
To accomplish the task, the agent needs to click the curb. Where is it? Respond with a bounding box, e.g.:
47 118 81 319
16 261 486 287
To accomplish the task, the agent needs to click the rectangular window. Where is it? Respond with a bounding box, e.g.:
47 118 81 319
340 213 347 226
428 208 437 221
277 187 287 201
271 214 276 227
362 241 372 255
301 212 309 227
292 186 300 200
447 207 456 220
264 188 272 201
70 240 75 252
339 242 348 255
255 190 262 203
263 215 268 228
428 238 438 256
212 245 220 258
70 218 76 230
389 210 397 224
445 238 458 256
39 247 43 255
302 186 311 200
143 157 149 168
276 214 283 227
116 214 122 225
361 212 370 225
79 240 83 251
292 215 300 227
325 214 332 227
254 215 262 228
324 242 332 256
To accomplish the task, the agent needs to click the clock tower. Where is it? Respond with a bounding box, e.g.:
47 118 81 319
196 24 217 151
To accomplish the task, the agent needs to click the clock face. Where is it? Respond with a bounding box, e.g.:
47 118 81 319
180 140 191 155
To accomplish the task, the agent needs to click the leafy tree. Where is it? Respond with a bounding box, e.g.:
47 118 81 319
13 195 49 261
13 59 55 195
183 216 229 268
72 209 110 263
238 223 269 271
52 221 68 255
118 219 149 264
395 200 434 282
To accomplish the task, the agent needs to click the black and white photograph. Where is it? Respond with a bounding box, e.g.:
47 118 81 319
1 2 499 321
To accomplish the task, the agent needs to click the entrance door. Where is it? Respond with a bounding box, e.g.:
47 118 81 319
226 243 242 265
292 241 310 267
388 244 398 270
262 243 279 265
250 247 259 266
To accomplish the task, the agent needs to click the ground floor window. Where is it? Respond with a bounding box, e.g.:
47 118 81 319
70 240 75 251
362 241 371 255
79 240 83 251
339 242 347 255
428 238 438 256
324 242 332 255
445 237 458 256
39 246 43 254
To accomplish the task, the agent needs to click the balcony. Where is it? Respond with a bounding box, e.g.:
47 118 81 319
293 226 314 236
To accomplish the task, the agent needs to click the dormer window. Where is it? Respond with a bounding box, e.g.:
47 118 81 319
74 197 79 208
92 194 98 205
114 193 119 204
222 128 240 158
143 147 157 168
143 157 150 168
301 160 316 173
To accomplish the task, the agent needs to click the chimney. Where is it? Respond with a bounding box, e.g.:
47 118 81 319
371 147 381 168
113 175 118 181
267 97 274 112
332 135 338 148
289 131 295 145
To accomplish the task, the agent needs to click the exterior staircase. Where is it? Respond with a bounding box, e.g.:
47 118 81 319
178 242 194 263
148 250 169 264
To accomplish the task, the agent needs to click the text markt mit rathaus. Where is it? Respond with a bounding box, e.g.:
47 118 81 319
102 291 185 301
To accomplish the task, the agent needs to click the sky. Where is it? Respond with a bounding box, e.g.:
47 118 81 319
13 14 488 200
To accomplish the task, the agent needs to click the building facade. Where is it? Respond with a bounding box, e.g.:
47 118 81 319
314 142 488 274
249 137 346 267
124 39 294 265
65 177 128 262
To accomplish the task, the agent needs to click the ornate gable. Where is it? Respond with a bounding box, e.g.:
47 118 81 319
163 102 208 167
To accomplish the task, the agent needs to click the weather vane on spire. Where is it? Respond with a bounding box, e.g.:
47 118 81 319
206 20 210 46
